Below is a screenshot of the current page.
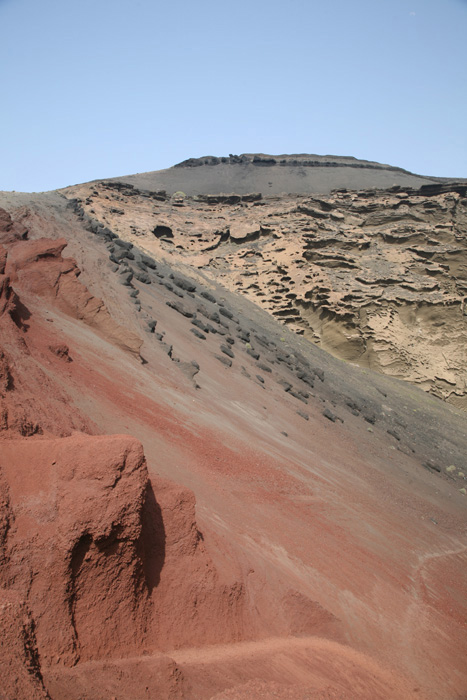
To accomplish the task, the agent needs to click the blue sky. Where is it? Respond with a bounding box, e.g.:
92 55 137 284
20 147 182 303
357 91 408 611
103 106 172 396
1 0 466 191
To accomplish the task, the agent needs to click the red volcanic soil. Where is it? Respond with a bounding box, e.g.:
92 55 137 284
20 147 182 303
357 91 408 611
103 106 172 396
0 201 466 700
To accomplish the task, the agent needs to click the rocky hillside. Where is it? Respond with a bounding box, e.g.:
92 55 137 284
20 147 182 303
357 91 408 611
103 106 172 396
64 175 467 408
0 154 466 700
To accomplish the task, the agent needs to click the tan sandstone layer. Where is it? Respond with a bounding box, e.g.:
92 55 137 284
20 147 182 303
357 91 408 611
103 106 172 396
63 178 467 408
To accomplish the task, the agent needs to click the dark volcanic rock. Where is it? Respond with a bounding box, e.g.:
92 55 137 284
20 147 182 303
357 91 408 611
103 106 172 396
220 344 234 359
296 371 315 388
237 328 251 342
134 271 151 284
153 225 173 238
166 301 194 318
192 318 210 333
120 272 133 286
219 307 234 320
200 290 217 303
246 348 260 360
114 238 133 251
173 277 196 293
323 408 337 422
191 328 206 340
140 254 157 269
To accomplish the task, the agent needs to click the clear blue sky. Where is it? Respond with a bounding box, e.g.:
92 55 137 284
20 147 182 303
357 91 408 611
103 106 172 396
1 0 466 191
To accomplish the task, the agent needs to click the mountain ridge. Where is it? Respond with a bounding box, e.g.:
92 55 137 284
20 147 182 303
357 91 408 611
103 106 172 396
106 153 460 197
174 152 437 175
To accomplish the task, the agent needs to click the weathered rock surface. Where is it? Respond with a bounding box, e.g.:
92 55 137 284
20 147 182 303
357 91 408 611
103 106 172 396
0 433 248 694
64 178 467 407
0 206 28 244
0 589 50 700
5 233 143 358
0 237 92 437
0 434 151 666
1 161 466 700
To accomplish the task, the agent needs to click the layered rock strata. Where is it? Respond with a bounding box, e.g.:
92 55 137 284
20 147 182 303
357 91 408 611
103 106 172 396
64 180 467 408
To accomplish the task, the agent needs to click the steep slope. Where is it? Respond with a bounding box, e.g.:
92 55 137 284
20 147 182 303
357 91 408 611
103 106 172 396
62 176 467 408
0 207 247 697
0 194 466 700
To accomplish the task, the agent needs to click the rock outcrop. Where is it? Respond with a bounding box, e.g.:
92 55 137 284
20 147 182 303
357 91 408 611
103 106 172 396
0 435 151 666
64 180 467 408
0 206 28 244
0 235 91 437
0 432 249 695
4 233 143 358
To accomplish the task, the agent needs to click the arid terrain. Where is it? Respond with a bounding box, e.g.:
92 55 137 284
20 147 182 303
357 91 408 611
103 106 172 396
65 156 467 408
0 154 466 700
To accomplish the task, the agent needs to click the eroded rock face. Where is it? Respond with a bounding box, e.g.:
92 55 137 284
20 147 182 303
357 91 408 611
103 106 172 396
0 432 249 695
0 206 28 244
64 181 467 408
0 433 156 696
0 590 50 700
0 435 151 666
0 234 95 438
0 243 20 320
146 479 246 650
4 233 143 358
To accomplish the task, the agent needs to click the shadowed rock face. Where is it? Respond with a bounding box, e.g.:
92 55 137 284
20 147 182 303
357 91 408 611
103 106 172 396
0 159 466 700
64 176 467 408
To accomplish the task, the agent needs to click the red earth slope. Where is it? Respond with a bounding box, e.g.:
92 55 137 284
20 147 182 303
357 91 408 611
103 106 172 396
0 201 466 700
